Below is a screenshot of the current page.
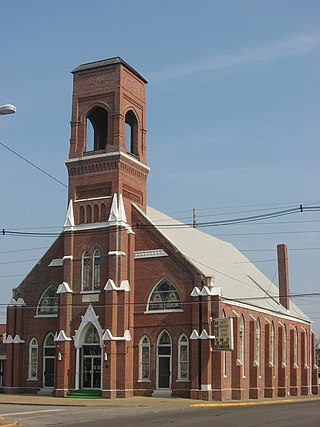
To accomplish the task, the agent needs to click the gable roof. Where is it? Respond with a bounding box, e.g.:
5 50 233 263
138 206 309 323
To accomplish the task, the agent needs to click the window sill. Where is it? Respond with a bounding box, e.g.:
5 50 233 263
34 314 58 318
27 378 38 381
138 379 151 383
176 379 189 382
80 290 101 294
144 309 183 314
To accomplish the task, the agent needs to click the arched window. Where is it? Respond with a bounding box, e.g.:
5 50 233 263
255 319 261 366
124 110 138 158
158 330 171 346
36 286 58 316
178 334 189 380
93 249 101 290
29 338 38 379
139 336 150 380
83 324 100 344
148 279 182 311
79 206 85 224
270 322 275 366
239 316 245 377
82 250 90 291
86 107 108 152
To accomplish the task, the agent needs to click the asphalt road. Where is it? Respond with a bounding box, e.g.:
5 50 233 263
0 400 319 426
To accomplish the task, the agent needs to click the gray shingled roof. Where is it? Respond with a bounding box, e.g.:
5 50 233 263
71 57 148 83
144 206 309 322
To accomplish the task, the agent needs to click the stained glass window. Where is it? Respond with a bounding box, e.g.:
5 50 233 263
37 286 58 316
148 280 181 311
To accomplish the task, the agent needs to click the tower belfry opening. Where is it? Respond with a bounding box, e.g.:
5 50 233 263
86 107 108 152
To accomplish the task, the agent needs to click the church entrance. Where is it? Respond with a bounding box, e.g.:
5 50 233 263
157 331 172 390
82 345 101 389
43 333 55 388
81 324 102 389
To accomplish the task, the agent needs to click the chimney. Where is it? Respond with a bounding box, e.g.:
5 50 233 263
277 244 290 310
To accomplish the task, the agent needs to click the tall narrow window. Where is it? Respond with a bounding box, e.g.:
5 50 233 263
79 206 85 224
294 327 298 367
222 310 227 377
270 322 275 366
124 110 139 158
255 319 261 366
304 331 308 367
29 338 38 379
239 316 245 377
178 335 189 380
86 205 92 223
282 325 287 366
82 250 90 291
139 336 150 380
93 249 101 290
86 107 108 152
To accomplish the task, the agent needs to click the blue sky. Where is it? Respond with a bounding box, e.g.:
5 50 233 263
1 1 320 333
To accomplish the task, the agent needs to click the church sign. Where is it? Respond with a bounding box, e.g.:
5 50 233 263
213 318 234 351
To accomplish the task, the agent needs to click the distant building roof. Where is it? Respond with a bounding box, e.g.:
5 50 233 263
142 206 309 322
72 56 148 83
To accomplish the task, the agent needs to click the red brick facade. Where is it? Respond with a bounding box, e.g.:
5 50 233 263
4 58 319 400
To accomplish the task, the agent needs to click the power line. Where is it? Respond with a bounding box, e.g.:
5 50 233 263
0 141 67 188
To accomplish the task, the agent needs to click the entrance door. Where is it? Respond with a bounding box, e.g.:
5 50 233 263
43 333 55 388
157 331 172 390
158 357 170 388
44 357 55 387
82 346 101 389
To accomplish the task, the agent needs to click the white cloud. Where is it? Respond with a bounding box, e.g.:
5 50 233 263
154 33 320 83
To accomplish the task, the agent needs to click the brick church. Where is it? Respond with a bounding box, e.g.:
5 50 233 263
4 57 319 400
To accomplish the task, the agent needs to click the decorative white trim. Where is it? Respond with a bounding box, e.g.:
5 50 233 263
190 287 201 297
16 298 26 306
108 251 126 256
232 309 240 317
57 282 73 294
200 286 222 297
144 309 183 314
199 329 215 340
73 304 104 348
134 249 168 259
8 298 16 306
118 194 127 223
104 279 130 292
102 329 131 341
55 330 72 342
75 195 112 203
265 318 272 325
13 335 25 344
4 335 13 344
63 255 73 261
190 330 199 340
48 258 64 267
223 299 310 326
201 384 211 391
108 193 119 223
64 200 75 228
249 314 256 321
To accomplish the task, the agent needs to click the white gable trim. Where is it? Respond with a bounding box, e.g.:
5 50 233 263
74 304 104 348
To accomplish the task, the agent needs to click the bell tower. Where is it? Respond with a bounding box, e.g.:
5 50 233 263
66 57 149 224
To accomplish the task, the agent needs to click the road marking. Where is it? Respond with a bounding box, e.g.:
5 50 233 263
191 399 294 407
0 409 65 416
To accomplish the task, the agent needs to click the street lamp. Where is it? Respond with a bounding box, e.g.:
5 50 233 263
0 104 16 115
